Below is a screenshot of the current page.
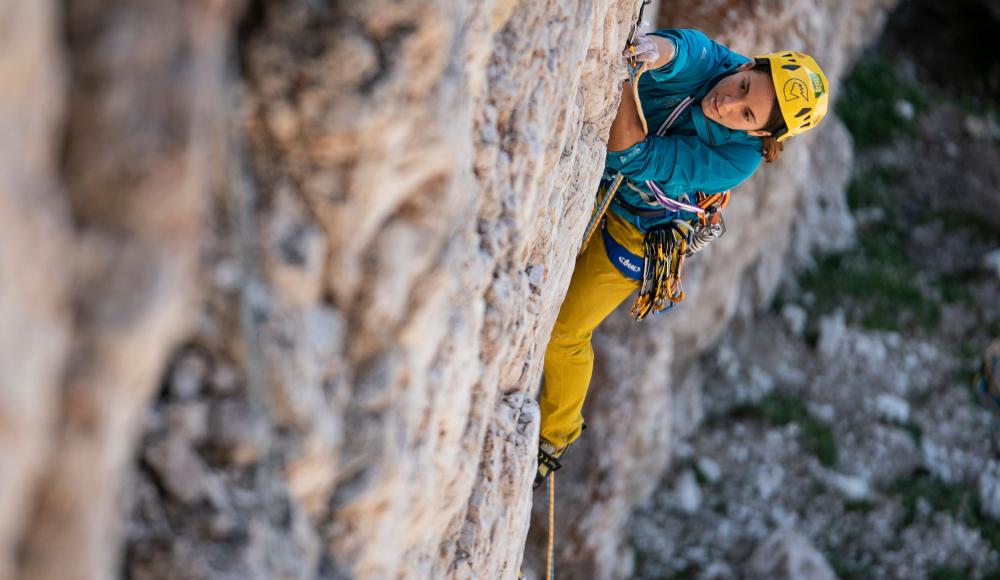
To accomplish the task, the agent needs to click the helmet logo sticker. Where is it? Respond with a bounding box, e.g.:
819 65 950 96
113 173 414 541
808 71 826 98
782 78 809 103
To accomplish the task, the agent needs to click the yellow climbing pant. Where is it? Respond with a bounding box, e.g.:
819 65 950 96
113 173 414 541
539 211 644 449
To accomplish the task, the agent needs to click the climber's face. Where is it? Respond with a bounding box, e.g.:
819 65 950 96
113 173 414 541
701 67 777 136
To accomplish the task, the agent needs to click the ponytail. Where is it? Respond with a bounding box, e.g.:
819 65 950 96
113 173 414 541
761 136 784 163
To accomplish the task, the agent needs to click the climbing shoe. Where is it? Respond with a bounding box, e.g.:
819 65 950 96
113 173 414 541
534 441 567 490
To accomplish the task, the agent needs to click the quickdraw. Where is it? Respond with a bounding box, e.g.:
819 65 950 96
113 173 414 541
629 189 732 320
630 220 685 320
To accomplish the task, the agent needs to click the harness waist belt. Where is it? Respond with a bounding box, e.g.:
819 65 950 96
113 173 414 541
601 222 643 280
613 194 668 218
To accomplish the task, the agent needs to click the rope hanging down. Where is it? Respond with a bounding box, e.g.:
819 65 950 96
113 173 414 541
546 472 556 580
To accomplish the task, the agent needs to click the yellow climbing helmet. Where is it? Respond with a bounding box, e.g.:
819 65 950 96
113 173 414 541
755 51 830 142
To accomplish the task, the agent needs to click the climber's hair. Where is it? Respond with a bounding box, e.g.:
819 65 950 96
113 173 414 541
752 58 785 163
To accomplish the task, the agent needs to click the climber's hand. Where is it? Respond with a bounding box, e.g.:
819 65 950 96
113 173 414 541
624 34 659 64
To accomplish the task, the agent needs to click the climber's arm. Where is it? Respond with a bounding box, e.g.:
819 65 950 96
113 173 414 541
608 80 645 152
609 35 677 152
606 135 761 194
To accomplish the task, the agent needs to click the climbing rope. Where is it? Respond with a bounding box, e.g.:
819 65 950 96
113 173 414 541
546 471 556 580
629 55 649 135
579 174 623 253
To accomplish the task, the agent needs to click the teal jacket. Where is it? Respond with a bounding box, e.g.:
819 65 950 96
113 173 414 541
605 28 763 232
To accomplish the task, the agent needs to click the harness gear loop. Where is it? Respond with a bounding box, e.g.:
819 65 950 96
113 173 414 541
630 220 692 320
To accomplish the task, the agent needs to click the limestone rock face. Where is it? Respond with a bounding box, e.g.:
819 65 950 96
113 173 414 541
1 1 895 579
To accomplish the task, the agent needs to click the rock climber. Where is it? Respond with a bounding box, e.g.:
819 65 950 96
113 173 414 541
535 28 831 488
979 338 1000 415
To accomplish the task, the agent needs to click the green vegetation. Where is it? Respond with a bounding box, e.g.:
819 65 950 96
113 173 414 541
882 417 923 446
935 275 975 308
728 393 838 467
787 152 1000 336
790 156 957 334
804 49 1000 340
846 166 901 211
948 94 1000 124
953 342 985 405
928 567 972 580
890 470 1000 552
797 228 940 334
936 209 1000 245
837 55 929 148
843 499 876 513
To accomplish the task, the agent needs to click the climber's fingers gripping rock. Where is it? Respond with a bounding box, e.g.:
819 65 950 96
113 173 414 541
624 33 659 64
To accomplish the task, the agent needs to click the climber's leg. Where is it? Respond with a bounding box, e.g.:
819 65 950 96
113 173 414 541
539 212 643 449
